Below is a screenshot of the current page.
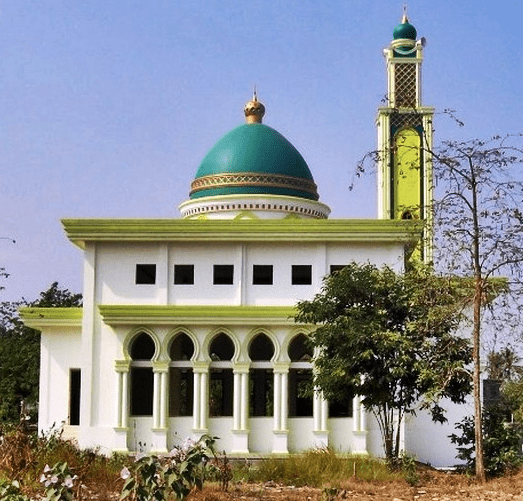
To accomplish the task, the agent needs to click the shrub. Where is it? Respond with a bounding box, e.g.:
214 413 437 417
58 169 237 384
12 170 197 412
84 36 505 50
450 404 523 477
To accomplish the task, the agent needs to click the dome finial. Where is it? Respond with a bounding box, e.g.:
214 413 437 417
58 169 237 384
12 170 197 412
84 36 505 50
244 87 265 124
402 3 409 24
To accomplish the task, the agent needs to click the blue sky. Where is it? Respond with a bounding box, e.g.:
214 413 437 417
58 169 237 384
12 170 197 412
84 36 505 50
1 0 522 302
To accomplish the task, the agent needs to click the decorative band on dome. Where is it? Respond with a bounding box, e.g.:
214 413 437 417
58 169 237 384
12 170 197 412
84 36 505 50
190 172 319 200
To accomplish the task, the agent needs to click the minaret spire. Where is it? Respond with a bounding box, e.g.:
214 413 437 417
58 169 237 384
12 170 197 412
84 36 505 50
402 3 409 24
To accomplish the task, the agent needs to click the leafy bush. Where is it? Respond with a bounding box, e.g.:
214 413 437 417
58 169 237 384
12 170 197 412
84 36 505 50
120 435 216 501
450 404 523 477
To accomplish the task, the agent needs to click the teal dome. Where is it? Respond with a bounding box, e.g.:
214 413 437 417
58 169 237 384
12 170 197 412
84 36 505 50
393 20 417 40
190 123 319 201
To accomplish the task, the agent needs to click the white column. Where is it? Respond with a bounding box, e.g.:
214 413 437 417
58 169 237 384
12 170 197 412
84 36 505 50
193 372 201 430
153 371 161 429
240 372 248 430
200 370 208 431
159 371 167 429
280 371 288 431
274 372 281 431
233 372 241 430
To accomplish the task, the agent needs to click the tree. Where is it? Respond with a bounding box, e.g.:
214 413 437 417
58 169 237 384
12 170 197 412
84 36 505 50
430 135 523 481
294 262 472 461
0 282 82 423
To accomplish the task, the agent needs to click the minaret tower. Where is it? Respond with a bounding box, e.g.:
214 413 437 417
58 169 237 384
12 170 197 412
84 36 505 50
377 9 434 263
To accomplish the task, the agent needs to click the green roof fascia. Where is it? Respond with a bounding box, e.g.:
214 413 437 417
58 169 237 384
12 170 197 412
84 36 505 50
62 218 423 249
99 305 298 326
19 307 83 329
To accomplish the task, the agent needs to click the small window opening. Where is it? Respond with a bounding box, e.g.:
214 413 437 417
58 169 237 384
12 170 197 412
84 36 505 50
69 369 81 426
213 265 234 285
292 265 312 285
174 264 194 285
209 333 235 361
253 265 273 285
135 264 156 285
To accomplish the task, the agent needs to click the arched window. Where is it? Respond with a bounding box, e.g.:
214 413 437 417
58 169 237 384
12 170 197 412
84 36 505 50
209 333 234 417
249 334 274 417
288 334 313 417
169 333 194 417
130 332 155 416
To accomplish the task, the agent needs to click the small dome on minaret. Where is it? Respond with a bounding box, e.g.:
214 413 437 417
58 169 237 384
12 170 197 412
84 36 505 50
393 8 417 41
244 91 266 124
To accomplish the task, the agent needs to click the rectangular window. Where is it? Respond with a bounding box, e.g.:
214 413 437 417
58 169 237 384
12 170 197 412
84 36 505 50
69 369 81 426
330 265 346 274
130 367 154 416
135 264 156 285
253 265 273 285
292 265 312 285
174 264 194 285
213 265 234 285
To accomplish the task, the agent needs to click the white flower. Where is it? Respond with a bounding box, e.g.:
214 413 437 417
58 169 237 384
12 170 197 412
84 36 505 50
43 464 52 473
39 474 47 483
120 466 131 480
50 475 59 484
63 477 74 488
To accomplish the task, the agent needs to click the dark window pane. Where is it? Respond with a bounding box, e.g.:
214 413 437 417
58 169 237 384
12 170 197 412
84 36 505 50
169 368 193 417
130 367 153 416
131 333 155 360
329 395 353 418
170 333 194 361
209 369 233 416
136 264 156 284
288 369 313 417
249 334 274 361
292 265 312 285
174 265 194 285
213 265 234 285
330 265 346 274
249 369 273 417
209 333 235 361
253 265 273 285
288 334 312 362
69 369 81 426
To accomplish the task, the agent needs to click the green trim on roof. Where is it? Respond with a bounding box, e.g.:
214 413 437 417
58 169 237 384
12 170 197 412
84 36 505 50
19 307 83 329
99 305 298 326
62 218 423 249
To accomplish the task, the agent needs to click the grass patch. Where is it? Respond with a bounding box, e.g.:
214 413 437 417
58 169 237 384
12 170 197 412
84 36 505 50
232 449 400 488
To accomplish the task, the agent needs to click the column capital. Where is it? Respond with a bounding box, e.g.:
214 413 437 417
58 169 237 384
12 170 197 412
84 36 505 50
152 360 170 373
233 363 250 374
114 359 130 372
273 362 290 373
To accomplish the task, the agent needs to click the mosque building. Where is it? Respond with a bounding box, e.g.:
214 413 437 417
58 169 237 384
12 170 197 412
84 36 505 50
22 15 467 467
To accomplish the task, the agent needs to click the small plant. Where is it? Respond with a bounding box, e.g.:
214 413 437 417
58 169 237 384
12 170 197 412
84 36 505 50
399 452 419 486
0 479 31 501
120 435 217 501
39 462 78 501
209 451 232 492
450 404 523 478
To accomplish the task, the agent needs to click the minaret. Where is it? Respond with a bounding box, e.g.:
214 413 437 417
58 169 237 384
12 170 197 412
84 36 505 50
377 10 434 263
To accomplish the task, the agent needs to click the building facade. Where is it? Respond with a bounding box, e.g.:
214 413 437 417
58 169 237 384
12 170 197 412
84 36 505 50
22 15 469 467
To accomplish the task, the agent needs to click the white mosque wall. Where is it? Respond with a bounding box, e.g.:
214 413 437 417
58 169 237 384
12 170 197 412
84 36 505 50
92 240 406 306
38 326 81 434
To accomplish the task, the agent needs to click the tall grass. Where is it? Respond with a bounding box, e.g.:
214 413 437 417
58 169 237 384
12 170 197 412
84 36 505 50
233 448 400 487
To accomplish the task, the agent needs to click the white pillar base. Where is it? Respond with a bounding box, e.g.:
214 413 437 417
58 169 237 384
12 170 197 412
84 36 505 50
150 428 168 454
113 427 129 453
313 430 329 449
352 431 369 455
231 430 249 454
272 430 289 454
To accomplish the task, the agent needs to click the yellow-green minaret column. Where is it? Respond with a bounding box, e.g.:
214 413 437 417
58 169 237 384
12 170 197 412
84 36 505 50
377 12 434 264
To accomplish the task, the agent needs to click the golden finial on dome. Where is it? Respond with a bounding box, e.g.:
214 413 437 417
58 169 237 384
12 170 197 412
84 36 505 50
244 87 265 124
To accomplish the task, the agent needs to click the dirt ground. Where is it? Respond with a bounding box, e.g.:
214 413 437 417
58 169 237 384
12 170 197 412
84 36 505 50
187 469 523 501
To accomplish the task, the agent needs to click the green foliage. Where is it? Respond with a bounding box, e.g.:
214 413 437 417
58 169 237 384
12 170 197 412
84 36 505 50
295 262 473 460
450 404 523 478
120 435 216 501
0 479 31 501
0 282 82 423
